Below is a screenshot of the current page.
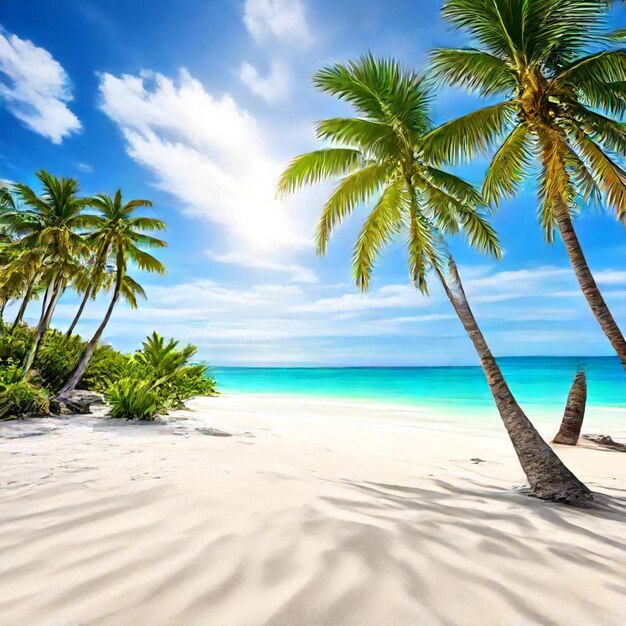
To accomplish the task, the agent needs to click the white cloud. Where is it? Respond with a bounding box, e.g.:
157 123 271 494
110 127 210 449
98 68 310 250
238 59 289 102
17 259 623 364
594 270 626 286
0 30 81 143
243 0 312 47
292 284 426 314
76 162 94 173
207 250 318 283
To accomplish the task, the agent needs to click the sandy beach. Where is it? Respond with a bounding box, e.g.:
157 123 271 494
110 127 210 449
1 394 625 626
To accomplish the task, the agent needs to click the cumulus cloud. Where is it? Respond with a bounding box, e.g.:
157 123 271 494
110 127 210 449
238 59 289 102
207 250 318 283
98 68 310 250
0 30 81 143
243 0 312 47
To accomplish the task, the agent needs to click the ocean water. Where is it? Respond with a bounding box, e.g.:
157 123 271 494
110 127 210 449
211 357 625 426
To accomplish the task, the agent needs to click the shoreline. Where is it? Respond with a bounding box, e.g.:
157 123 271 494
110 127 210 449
213 390 626 438
1 393 625 625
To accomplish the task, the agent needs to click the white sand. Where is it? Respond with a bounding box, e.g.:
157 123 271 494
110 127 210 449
1 393 625 626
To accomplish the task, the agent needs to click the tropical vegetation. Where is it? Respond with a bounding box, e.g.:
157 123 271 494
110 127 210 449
423 0 626 369
278 54 593 505
0 172 216 420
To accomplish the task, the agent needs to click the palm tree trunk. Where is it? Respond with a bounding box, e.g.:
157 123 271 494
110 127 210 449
556 212 626 371
553 371 586 446
66 285 92 339
11 278 35 333
57 270 123 397
21 278 62 377
436 258 592 506
21 280 57 378
66 244 111 339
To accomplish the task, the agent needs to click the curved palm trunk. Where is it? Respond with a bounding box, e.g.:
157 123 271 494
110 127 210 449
557 212 626 371
66 244 111 339
437 258 592 506
66 285 92 339
43 285 64 331
57 271 123 397
11 278 35 333
21 279 62 377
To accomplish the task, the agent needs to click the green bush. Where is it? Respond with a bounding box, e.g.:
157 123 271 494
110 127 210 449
106 378 163 421
0 325 33 367
82 344 132 393
163 364 217 408
103 333 217 418
34 330 84 391
0 379 49 420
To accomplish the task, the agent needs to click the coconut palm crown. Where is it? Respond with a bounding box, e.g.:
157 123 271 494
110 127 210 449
279 54 500 294
57 189 166 397
423 0 626 367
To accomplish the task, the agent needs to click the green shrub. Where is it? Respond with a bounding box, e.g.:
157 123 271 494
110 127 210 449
34 330 84 391
106 377 163 421
0 325 33 367
82 344 132 393
0 379 49 420
163 364 217 407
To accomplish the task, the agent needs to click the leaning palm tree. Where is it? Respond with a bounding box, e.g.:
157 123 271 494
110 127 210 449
4 171 94 374
423 0 626 369
56 190 166 397
279 55 592 505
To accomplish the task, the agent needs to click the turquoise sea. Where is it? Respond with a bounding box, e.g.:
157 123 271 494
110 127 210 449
212 357 625 426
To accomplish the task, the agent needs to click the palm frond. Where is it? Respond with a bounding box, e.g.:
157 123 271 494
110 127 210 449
422 102 515 164
422 167 483 207
277 149 363 196
128 247 167 274
429 48 517 96
352 180 408 291
408 210 444 294
127 216 167 231
570 128 626 218
522 0 610 67
456 206 502 258
570 105 626 155
315 163 393 255
483 123 534 206
537 130 577 242
315 118 399 157
557 49 626 116
313 54 431 133
441 0 522 62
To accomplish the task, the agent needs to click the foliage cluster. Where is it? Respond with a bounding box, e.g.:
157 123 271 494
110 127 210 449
0 327 216 421
106 332 217 420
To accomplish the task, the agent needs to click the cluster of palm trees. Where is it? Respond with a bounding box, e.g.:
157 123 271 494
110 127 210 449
0 170 166 399
279 0 625 505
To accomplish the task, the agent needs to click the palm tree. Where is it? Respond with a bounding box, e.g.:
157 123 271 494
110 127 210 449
423 0 626 369
56 190 166 397
279 55 592 505
3 171 94 374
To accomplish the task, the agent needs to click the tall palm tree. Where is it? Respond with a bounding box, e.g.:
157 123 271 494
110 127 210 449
3 171 94 374
279 55 592 505
423 0 626 369
57 190 166 397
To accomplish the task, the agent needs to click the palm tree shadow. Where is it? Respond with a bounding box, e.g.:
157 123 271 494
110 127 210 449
313 476 625 625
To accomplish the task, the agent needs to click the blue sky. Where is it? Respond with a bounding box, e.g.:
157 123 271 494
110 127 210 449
0 0 624 365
